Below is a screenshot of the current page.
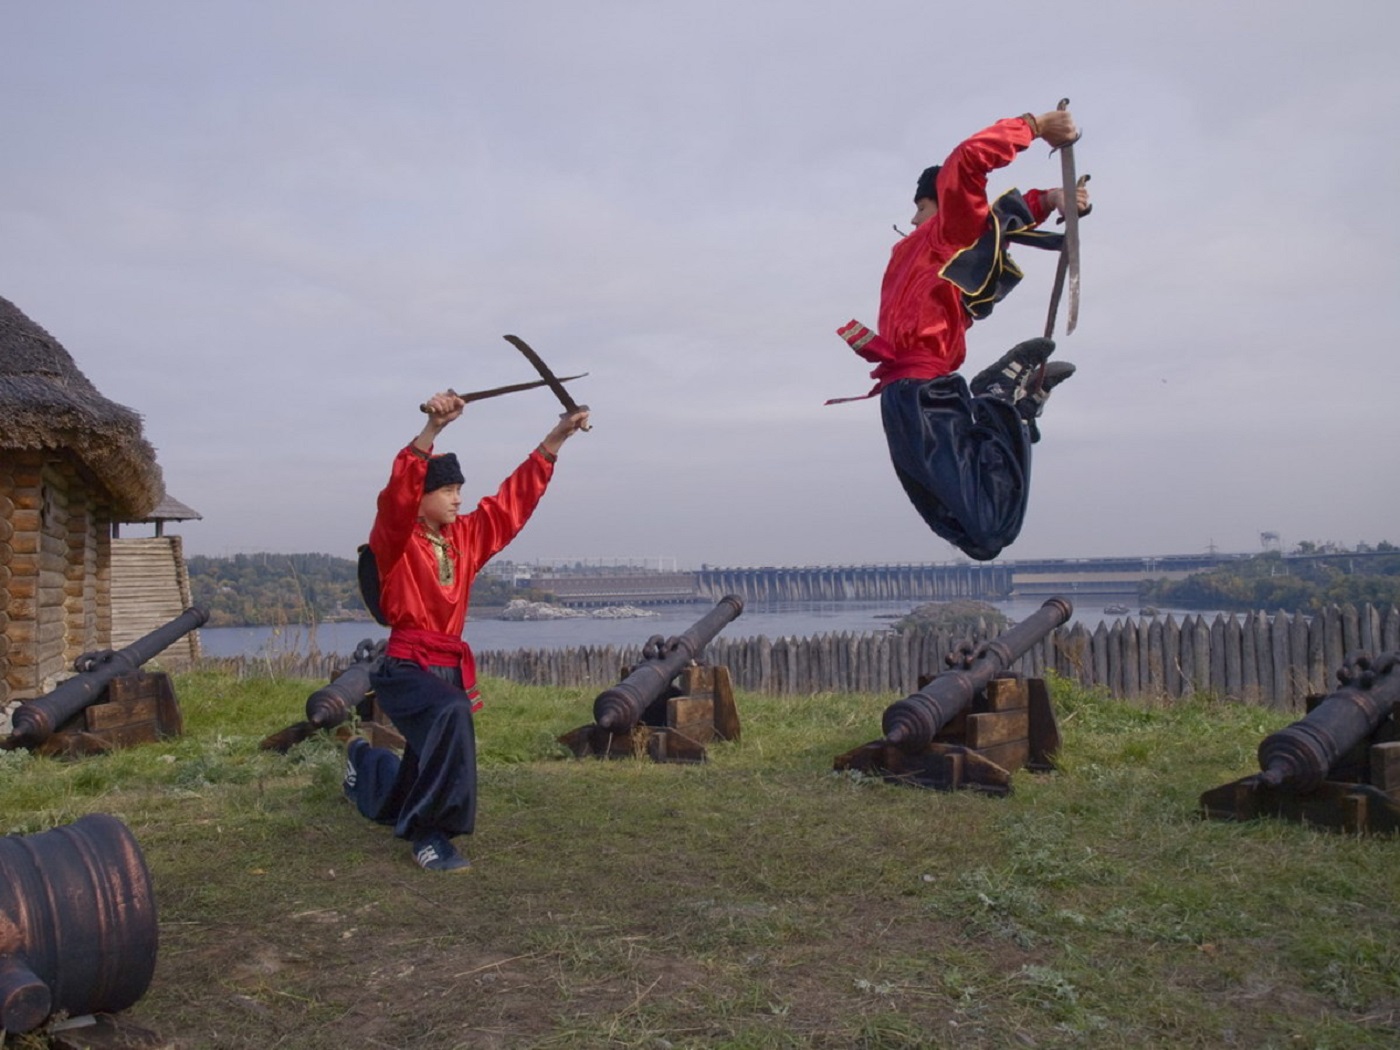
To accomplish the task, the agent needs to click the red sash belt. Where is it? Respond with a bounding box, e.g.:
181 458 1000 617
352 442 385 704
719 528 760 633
386 627 482 710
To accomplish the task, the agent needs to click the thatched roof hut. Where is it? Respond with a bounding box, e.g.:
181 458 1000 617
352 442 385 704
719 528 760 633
0 294 163 516
1 295 189 701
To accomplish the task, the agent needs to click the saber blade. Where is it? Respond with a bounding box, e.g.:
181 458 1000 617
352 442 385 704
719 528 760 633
1056 99 1082 335
504 333 591 430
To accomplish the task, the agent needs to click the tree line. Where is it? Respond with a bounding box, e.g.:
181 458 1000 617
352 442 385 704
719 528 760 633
186 543 1400 628
1141 543 1400 611
186 553 549 627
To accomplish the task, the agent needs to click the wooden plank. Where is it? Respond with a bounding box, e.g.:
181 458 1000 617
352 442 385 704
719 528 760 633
1370 741 1400 797
1361 603 1379 655
1122 621 1139 698
710 665 741 742
656 727 707 763
1269 610 1291 711
1241 613 1260 704
1255 612 1275 704
1384 606 1400 653
1208 615 1226 695
964 709 1029 750
1178 617 1196 696
1308 614 1329 696
1193 615 1212 695
1342 604 1361 657
983 676 1028 712
1026 677 1060 769
1164 617 1181 697
1288 611 1310 711
1224 615 1242 699
1107 621 1123 696
84 696 159 730
667 696 715 744
1093 622 1109 692
975 738 1030 775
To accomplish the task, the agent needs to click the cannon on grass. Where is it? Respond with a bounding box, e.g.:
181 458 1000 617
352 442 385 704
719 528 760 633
1201 651 1400 834
1 606 208 755
260 638 402 752
560 595 745 762
834 597 1072 795
0 814 158 1037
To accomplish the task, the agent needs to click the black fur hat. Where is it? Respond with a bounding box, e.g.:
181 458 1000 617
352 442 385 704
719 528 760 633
914 165 941 203
424 452 465 493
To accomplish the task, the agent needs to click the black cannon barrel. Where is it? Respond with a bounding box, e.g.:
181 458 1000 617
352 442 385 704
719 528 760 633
593 595 744 732
880 597 1072 751
305 639 385 729
2 605 209 751
1257 651 1400 791
0 814 158 1034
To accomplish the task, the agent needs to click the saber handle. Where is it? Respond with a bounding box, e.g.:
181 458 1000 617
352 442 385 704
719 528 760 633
1055 173 1092 224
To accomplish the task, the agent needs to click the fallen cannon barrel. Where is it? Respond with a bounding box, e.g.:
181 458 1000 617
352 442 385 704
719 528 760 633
305 638 385 729
880 597 1072 751
2 605 209 751
261 638 385 752
0 814 158 1034
594 595 744 732
1257 651 1400 791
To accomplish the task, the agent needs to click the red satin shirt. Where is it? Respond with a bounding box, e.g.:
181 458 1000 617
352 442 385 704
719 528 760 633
848 116 1052 396
368 444 554 702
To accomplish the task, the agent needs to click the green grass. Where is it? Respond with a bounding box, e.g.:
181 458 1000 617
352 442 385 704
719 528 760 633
2 672 1398 1049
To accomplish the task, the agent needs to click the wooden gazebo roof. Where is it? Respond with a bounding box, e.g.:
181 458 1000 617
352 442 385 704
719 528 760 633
132 493 202 524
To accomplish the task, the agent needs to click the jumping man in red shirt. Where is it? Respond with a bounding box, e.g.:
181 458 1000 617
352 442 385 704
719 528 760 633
344 391 590 871
835 105 1090 561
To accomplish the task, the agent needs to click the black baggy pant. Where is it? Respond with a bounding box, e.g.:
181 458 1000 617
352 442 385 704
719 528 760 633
880 375 1032 562
346 658 478 843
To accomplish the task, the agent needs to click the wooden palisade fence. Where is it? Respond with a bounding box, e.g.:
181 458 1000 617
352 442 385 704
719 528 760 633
200 604 1400 714
473 604 1400 712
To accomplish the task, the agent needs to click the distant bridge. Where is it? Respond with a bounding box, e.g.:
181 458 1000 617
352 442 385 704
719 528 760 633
1002 553 1242 599
520 553 1249 607
525 570 698 607
692 563 1010 602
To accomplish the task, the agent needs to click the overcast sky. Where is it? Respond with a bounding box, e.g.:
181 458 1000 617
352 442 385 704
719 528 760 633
4 1 1397 569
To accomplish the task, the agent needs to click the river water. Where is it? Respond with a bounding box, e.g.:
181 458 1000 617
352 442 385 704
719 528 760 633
197 597 1178 659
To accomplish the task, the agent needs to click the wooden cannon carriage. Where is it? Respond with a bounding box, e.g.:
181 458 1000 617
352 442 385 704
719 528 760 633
260 638 404 753
559 596 744 763
834 598 1071 795
1201 650 1400 834
1 606 207 757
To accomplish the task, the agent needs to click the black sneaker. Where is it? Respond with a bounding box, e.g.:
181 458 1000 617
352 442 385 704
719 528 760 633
970 337 1056 401
413 832 471 873
1019 360 1076 420
343 738 367 799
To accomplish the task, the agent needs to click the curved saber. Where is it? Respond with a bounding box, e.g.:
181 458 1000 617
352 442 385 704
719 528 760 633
418 373 587 413
504 333 592 431
1043 97 1084 337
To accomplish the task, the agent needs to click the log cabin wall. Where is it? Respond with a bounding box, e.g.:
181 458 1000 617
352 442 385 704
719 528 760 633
0 450 113 702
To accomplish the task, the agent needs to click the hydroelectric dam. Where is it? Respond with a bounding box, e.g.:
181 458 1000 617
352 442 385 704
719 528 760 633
516 553 1244 607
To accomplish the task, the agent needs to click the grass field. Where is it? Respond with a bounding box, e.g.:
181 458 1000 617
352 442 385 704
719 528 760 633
2 671 1398 1049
